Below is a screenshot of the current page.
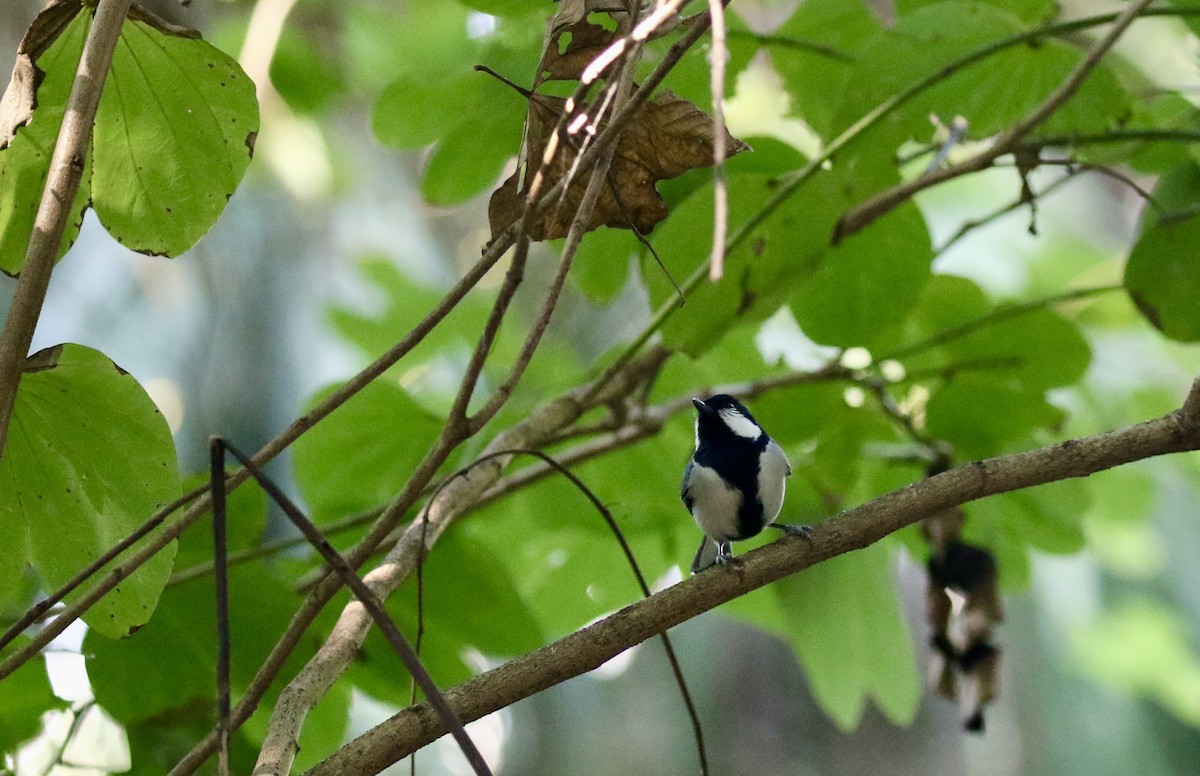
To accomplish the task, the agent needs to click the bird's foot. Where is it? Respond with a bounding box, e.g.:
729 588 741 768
714 542 737 567
774 523 814 540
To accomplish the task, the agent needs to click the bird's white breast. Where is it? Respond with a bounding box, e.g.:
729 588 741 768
758 440 790 525
686 463 743 542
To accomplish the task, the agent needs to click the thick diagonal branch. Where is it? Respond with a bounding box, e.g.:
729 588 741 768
309 377 1200 775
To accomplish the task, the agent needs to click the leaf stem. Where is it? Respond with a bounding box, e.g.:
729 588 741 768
0 0 133 461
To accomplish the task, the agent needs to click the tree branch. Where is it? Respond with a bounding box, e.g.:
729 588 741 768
252 74 634 770
0 0 133 459
309 378 1200 775
832 0 1155 242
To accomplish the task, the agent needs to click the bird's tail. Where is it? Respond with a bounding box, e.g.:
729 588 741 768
691 536 718 574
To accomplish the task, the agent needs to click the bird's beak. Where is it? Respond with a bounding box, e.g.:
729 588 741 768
692 398 714 416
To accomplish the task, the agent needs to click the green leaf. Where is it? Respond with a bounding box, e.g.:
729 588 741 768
569 228 640 303
0 7 258 271
293 684 352 771
648 172 840 356
86 564 304 723
769 0 884 140
0 641 64 756
270 22 346 114
1125 161 1200 341
925 377 1064 458
344 0 474 89
941 308 1092 390
455 0 545 18
420 81 525 205
895 0 1057 22
411 529 546 656
969 479 1089 556
902 273 990 340
347 530 546 697
172 473 267 571
731 543 920 729
374 71 481 150
293 380 444 522
91 15 259 257
1 344 181 638
0 10 91 275
791 200 932 348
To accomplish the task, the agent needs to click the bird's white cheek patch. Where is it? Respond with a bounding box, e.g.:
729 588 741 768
719 408 762 440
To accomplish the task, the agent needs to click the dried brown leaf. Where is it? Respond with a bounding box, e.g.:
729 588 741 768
488 90 749 242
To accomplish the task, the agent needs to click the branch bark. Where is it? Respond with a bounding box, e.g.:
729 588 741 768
0 0 133 459
309 378 1200 775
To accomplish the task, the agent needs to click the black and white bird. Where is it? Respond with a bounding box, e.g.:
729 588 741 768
681 394 810 573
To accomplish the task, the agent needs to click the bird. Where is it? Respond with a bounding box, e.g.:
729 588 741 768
681 394 811 573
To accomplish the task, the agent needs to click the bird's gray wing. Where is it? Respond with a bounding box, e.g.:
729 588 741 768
681 459 696 512
767 438 791 476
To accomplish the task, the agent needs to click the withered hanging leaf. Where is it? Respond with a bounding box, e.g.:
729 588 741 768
0 0 84 148
488 90 749 241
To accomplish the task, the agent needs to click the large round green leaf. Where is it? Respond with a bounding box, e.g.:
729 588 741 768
0 344 181 638
91 15 259 257
0 5 258 270
925 376 1064 458
791 199 933 349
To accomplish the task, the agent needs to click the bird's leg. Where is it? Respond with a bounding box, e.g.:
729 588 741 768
714 541 734 565
772 523 814 540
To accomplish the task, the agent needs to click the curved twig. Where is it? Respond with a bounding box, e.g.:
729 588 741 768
415 447 710 776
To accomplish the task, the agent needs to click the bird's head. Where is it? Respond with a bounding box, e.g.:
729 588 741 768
692 394 764 444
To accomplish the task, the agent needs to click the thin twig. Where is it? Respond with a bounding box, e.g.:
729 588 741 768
882 285 1122 361
210 440 232 776
214 440 491 776
935 169 1076 255
417 447 710 776
0 0 134 458
706 0 728 282
725 29 852 61
833 0 1156 241
0 483 205 653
